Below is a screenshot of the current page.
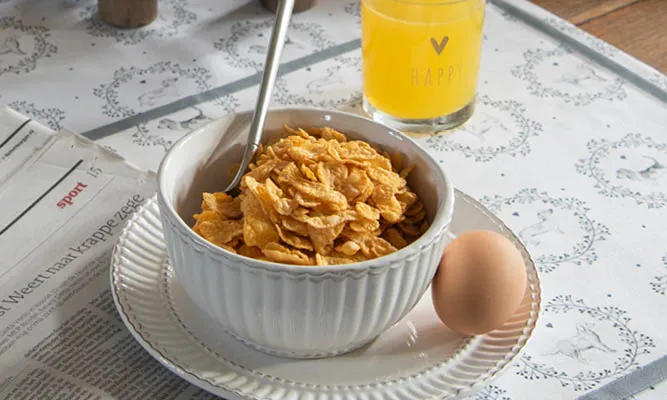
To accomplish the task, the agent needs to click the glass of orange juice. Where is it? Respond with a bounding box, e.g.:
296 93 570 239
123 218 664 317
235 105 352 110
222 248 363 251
362 0 485 133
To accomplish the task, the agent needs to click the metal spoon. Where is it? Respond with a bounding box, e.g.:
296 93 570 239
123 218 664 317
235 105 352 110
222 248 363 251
224 0 295 193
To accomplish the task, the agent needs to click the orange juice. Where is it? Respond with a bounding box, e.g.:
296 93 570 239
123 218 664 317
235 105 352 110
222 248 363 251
362 0 485 120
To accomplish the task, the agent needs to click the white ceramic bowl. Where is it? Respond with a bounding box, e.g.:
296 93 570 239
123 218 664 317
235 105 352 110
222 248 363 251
157 107 455 359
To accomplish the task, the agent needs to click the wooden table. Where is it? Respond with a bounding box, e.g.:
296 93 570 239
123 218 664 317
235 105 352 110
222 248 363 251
531 0 667 74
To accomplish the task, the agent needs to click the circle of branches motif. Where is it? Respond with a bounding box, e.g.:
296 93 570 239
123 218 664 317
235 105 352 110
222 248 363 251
93 61 212 118
425 95 543 162
481 188 609 273
650 254 667 295
212 93 241 114
511 45 626 106
0 17 57 76
213 19 336 71
8 100 65 131
516 295 654 392
574 133 667 209
80 0 196 45
131 124 172 152
344 1 360 24
470 385 511 400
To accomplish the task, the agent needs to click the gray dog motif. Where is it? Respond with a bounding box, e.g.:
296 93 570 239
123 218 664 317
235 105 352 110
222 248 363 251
0 35 25 56
306 65 345 95
157 106 209 130
616 156 665 181
248 35 301 56
248 44 266 55
464 114 509 142
554 323 615 363
518 208 565 247
138 77 180 107
557 63 608 86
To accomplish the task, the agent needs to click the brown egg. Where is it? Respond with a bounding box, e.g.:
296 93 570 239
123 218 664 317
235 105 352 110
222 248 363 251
431 230 527 335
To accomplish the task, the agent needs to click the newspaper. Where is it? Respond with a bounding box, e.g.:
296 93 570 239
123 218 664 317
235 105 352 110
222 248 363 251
0 108 218 399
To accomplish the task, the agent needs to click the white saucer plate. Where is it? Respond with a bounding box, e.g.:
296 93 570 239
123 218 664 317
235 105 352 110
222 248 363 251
110 191 541 400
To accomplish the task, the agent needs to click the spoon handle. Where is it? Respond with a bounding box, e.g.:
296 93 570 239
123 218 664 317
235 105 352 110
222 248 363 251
225 0 295 192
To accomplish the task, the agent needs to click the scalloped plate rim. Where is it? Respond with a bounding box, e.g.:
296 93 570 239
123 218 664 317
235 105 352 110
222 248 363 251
110 191 541 400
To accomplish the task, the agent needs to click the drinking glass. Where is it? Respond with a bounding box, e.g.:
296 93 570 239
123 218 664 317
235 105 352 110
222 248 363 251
361 0 486 133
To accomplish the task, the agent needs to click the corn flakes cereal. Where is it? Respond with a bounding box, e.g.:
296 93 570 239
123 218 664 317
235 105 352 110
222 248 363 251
191 125 429 266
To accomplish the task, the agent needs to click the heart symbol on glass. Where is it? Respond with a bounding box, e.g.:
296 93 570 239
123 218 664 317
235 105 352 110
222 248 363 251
430 36 449 55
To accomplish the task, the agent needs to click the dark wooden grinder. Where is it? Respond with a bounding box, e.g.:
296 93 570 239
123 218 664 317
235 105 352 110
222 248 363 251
97 0 316 29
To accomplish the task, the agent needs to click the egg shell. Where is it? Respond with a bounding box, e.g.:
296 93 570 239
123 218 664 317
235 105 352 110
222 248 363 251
431 230 527 335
